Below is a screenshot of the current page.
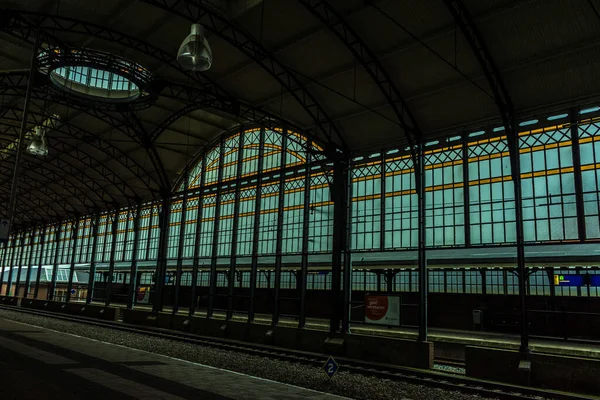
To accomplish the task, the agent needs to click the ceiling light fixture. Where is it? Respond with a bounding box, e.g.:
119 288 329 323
26 126 49 156
177 23 212 72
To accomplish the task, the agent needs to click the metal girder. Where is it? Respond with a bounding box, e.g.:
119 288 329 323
154 83 335 157
443 0 528 355
0 74 170 193
296 0 421 146
0 120 124 203
119 110 171 194
0 106 158 196
443 0 515 126
140 0 347 148
0 155 95 212
0 9 231 99
0 118 135 204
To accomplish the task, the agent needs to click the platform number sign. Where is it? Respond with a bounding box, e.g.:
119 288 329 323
323 356 339 378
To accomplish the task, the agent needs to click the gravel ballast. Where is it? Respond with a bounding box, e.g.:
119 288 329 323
0 309 512 400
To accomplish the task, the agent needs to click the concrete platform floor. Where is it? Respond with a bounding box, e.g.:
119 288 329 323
0 317 345 400
104 302 600 360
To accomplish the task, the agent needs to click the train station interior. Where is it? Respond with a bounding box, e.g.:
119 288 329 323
1 0 600 399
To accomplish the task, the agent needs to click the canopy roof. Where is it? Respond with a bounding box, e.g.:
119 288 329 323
1 0 599 226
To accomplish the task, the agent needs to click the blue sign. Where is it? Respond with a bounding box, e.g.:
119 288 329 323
554 274 584 287
590 275 600 287
70 288 76 295
323 356 339 378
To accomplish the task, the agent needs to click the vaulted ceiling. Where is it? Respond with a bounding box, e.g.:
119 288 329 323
1 0 600 227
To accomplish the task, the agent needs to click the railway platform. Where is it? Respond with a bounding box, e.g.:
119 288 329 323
0 318 344 400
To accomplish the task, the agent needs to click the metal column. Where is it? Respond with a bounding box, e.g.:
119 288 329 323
153 197 171 313
86 213 101 304
298 149 311 328
330 157 348 333
416 143 428 342
173 173 189 315
48 222 63 301
248 128 265 322
127 204 142 309
16 229 34 298
0 242 8 295
189 156 207 316
24 227 38 298
33 227 46 299
462 135 471 246
227 129 245 320
506 124 530 354
66 217 81 303
12 231 27 297
341 156 352 333
105 208 120 307
207 137 225 319
272 131 287 326
570 108 587 241
3 236 17 296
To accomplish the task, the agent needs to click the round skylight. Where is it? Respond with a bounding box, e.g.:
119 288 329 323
50 66 140 102
37 47 153 105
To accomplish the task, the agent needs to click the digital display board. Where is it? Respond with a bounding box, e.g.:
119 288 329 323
553 274 584 287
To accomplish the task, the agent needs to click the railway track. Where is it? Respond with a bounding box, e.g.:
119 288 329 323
0 304 595 400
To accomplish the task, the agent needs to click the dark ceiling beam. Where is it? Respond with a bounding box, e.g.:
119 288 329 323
154 83 331 157
0 122 135 204
296 0 422 148
151 102 233 132
214 0 375 84
140 0 347 150
0 11 340 157
0 103 160 197
0 131 113 210
0 9 232 99
443 0 529 355
254 0 535 116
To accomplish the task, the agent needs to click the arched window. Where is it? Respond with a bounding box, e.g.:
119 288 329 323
166 127 333 260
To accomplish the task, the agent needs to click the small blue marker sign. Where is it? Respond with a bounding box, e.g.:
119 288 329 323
323 356 339 378
70 288 76 295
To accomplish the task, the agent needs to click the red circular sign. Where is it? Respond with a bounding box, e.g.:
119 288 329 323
365 296 388 321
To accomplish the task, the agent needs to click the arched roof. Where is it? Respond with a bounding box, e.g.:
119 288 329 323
1 0 599 226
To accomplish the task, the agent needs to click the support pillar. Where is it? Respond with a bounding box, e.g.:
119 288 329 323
298 149 311 328
227 129 245 320
330 156 349 333
48 222 63 301
506 122 530 355
207 137 225 319
24 227 38 298
13 231 28 297
272 131 287 326
105 208 120 307
153 197 171 313
127 204 142 309
570 108 587 241
189 156 207 316
66 217 81 302
86 213 101 304
416 142 428 342
33 227 46 299
173 173 189 315
248 128 265 322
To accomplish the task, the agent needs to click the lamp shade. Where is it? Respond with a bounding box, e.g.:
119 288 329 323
26 126 49 156
177 24 212 72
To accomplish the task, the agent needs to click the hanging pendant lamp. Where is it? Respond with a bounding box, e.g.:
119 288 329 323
26 126 49 156
177 24 212 72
